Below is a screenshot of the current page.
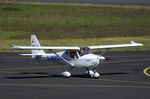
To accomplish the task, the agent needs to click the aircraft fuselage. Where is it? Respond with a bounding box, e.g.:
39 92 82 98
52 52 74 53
38 51 105 68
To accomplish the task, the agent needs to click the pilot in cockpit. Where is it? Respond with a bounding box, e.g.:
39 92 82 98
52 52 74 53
79 47 90 56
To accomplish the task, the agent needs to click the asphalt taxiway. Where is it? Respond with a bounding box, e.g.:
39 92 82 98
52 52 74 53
0 52 150 99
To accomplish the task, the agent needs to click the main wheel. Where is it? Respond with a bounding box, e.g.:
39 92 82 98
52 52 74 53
61 71 71 78
86 70 94 77
93 72 100 79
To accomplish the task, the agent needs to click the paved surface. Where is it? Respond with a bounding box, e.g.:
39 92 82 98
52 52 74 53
15 0 150 6
0 52 150 99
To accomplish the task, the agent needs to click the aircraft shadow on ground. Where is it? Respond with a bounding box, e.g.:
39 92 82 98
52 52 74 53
4 72 129 79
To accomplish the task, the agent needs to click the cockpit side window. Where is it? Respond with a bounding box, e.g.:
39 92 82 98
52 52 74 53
79 47 91 56
64 47 91 59
64 50 79 59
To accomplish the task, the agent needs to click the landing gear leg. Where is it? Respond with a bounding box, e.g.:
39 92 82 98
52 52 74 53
85 68 94 78
85 68 100 78
85 68 90 77
93 68 100 79
86 68 90 77
68 67 74 72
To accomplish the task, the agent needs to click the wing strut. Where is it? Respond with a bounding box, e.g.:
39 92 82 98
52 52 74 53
49 50 74 66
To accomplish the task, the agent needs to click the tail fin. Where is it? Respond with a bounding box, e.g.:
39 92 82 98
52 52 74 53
31 35 45 58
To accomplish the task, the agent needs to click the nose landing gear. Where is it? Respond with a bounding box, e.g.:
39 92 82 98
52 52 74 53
86 68 100 79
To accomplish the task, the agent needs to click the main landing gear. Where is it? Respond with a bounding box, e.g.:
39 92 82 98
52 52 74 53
61 67 73 78
61 71 71 78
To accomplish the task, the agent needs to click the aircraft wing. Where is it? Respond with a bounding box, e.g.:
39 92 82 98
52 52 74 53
11 44 80 50
88 41 143 49
11 41 143 50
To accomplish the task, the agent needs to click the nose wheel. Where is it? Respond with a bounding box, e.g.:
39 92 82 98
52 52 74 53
86 68 100 78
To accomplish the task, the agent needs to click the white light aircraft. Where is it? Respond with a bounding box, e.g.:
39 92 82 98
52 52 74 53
11 35 143 78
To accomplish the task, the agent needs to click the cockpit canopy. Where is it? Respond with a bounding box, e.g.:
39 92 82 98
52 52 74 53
64 47 91 59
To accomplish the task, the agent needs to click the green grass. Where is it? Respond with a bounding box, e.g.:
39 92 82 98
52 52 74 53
0 2 149 52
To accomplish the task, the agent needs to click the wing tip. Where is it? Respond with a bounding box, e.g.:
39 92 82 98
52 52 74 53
130 41 143 46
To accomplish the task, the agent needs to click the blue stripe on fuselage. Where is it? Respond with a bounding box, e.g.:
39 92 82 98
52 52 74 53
47 55 59 62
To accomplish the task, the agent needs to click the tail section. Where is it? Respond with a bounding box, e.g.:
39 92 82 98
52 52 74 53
31 35 45 58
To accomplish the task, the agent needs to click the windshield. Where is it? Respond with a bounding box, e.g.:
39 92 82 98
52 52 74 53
64 47 91 59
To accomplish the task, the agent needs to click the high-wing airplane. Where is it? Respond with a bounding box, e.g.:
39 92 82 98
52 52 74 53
11 35 143 78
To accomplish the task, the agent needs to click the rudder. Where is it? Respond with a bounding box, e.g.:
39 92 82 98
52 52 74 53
31 35 45 58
